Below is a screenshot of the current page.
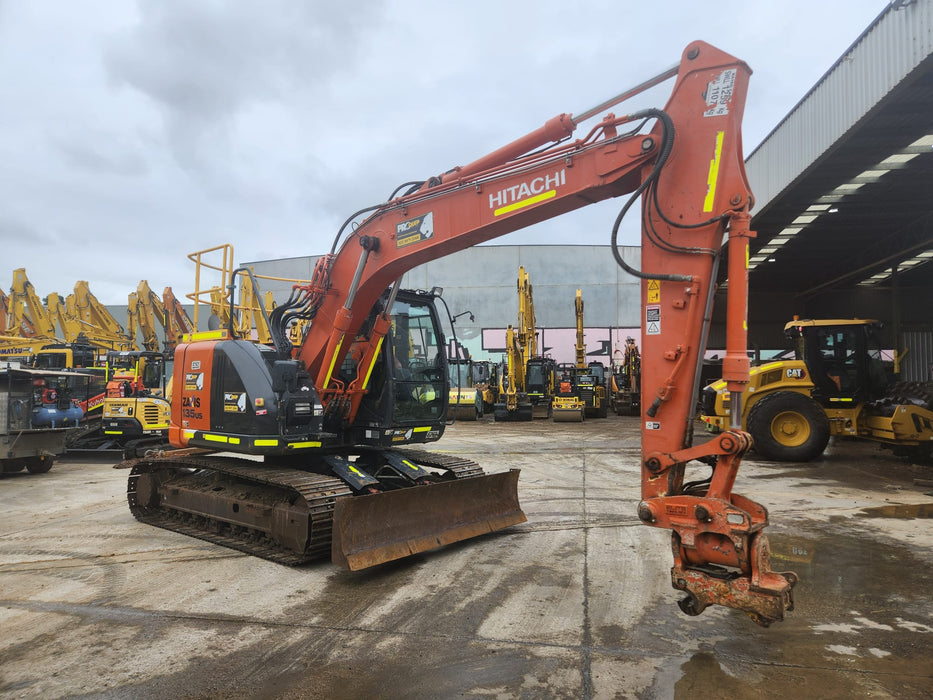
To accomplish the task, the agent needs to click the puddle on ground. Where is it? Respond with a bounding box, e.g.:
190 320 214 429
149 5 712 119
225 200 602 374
856 502 933 519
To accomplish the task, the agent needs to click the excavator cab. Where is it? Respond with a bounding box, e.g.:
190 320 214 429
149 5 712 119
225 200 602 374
524 357 555 418
33 343 99 370
353 290 451 434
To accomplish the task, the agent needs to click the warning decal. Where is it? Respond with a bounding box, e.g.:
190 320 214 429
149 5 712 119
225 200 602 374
646 304 661 335
647 279 660 304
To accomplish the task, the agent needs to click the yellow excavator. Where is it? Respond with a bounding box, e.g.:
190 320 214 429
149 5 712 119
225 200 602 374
127 280 197 354
100 350 171 457
5 268 56 339
0 287 8 335
517 268 555 419
701 319 933 462
70 280 135 351
128 281 163 352
494 266 554 420
611 336 641 415
553 290 608 421
553 290 588 422
494 324 531 421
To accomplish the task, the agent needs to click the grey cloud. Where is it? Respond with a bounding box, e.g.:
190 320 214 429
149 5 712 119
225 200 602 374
0 215 57 247
55 136 149 178
103 1 386 169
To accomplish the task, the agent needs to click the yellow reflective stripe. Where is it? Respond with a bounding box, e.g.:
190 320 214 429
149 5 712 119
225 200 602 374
182 329 228 342
254 439 279 446
361 337 384 390
229 437 240 445
184 430 195 440
412 426 431 433
494 190 556 217
323 335 344 387
287 440 321 449
104 430 123 435
703 130 725 212
402 460 420 471
203 434 229 443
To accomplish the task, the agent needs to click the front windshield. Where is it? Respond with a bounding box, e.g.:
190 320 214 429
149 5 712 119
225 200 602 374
448 362 471 387
391 298 446 422
526 363 546 387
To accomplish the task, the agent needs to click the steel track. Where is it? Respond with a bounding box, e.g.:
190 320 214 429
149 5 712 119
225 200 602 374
125 448 485 565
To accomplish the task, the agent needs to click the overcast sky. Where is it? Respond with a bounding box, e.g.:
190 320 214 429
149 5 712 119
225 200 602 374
0 0 890 306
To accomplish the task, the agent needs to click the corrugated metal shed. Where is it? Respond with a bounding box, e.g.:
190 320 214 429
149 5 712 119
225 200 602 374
747 0 933 212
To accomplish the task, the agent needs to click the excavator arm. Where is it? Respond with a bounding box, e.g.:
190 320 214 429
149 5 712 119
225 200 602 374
516 266 537 363
8 269 56 338
71 281 135 351
161 287 195 353
574 289 586 369
0 288 9 335
129 281 164 353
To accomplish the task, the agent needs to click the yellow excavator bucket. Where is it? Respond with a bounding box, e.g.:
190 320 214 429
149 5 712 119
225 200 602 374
331 470 525 570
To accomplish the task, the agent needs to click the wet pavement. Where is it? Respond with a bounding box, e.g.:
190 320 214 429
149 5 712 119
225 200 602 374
0 415 931 699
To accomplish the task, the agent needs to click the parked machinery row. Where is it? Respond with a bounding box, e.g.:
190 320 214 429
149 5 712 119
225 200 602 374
0 270 191 456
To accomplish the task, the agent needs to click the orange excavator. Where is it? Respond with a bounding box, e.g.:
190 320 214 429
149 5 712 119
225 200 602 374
121 42 795 626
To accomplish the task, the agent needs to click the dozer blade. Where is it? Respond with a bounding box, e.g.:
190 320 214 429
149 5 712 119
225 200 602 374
332 469 525 570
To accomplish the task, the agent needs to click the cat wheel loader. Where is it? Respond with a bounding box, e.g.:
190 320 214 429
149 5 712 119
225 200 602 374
701 319 933 462
117 41 796 626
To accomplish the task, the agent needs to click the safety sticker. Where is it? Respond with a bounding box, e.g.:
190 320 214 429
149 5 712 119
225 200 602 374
396 212 435 248
703 68 736 117
647 279 660 303
223 391 247 413
645 421 661 430
646 305 661 335
184 372 204 392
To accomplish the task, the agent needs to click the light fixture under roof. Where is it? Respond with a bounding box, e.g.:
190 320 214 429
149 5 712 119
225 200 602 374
752 133 932 274
857 249 933 286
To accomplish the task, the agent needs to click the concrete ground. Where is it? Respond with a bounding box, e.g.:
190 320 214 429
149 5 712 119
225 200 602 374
1 415 931 699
